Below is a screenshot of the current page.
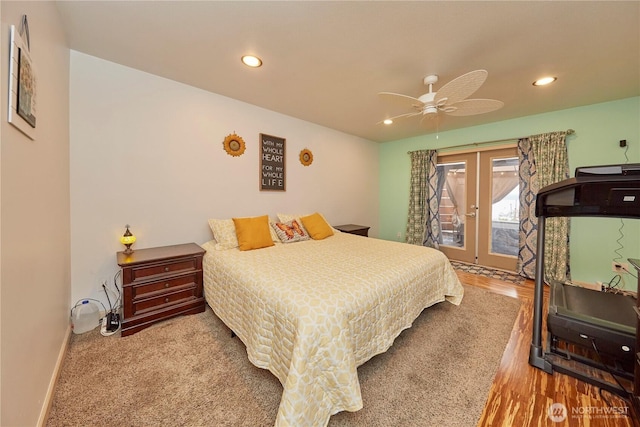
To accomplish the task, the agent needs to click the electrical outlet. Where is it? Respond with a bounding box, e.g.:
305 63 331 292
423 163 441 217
612 262 629 273
396 231 402 238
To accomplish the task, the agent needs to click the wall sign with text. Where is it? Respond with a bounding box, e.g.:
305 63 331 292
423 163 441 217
260 133 286 191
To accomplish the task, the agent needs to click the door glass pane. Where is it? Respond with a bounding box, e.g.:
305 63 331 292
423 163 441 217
437 161 466 248
490 157 519 256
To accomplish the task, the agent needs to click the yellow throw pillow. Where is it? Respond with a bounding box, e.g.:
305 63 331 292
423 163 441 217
233 215 275 251
300 212 334 240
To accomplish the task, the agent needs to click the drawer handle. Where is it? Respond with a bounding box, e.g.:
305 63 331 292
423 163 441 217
165 297 169 303
164 267 170 272
165 283 170 288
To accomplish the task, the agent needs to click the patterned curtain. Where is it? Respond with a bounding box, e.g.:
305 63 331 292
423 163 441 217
406 150 440 248
517 131 571 282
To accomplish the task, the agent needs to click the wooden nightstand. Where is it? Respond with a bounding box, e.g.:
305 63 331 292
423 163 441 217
117 243 206 337
333 224 370 237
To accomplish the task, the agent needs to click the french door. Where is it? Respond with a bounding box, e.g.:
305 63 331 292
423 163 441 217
437 147 519 271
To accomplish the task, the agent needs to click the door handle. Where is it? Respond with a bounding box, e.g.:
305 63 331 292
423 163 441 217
465 212 476 218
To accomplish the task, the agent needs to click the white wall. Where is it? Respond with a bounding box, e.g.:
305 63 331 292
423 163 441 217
1 2 70 425
70 51 379 307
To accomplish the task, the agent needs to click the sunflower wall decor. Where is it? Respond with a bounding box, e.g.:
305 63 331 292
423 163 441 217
299 148 313 166
223 133 246 157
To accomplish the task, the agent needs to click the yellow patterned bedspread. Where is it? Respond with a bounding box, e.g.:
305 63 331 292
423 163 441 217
202 232 463 427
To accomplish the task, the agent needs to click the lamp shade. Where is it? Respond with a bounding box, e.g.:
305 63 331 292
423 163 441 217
120 225 136 254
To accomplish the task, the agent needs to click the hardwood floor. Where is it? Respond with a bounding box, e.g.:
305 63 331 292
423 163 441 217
456 270 639 427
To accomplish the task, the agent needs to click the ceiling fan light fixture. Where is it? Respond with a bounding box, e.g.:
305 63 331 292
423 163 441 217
241 55 263 68
383 119 393 125
533 76 557 86
423 105 438 115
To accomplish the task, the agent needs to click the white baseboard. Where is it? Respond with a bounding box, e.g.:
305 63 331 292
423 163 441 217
37 324 71 427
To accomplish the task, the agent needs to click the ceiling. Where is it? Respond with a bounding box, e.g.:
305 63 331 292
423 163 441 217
55 1 640 143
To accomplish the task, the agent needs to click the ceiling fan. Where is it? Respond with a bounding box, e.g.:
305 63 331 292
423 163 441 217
378 69 504 124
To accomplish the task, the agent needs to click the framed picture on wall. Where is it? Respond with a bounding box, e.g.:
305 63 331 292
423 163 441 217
260 133 286 191
8 21 37 140
16 47 36 128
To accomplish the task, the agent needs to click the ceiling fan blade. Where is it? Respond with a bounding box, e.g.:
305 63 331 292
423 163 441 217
434 70 488 105
378 92 425 110
377 111 423 124
444 99 504 116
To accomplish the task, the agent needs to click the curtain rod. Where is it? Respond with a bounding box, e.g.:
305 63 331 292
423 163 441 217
408 129 574 153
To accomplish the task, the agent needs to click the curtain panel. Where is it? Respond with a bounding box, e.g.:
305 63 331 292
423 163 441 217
406 150 440 247
517 131 571 282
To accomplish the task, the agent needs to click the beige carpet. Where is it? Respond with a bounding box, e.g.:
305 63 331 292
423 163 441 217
46 285 521 427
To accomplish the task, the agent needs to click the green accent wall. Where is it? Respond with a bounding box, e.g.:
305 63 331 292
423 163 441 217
379 97 640 289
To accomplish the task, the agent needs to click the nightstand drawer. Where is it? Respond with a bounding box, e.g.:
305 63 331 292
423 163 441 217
132 273 199 299
132 286 198 316
130 258 198 282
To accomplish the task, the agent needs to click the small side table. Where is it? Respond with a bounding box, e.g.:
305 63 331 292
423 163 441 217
333 224 370 237
117 243 206 337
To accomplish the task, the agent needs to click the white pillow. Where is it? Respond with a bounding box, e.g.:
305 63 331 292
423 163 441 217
276 213 300 223
208 218 239 250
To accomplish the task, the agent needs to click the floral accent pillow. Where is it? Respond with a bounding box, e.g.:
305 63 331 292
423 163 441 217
271 219 310 243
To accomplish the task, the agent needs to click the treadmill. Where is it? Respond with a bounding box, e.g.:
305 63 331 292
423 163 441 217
529 163 640 396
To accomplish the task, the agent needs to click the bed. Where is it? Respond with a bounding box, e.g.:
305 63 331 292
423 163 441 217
202 217 464 426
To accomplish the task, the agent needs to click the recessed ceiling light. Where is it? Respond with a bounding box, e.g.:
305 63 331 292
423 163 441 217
241 55 262 68
383 119 393 125
533 76 557 86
